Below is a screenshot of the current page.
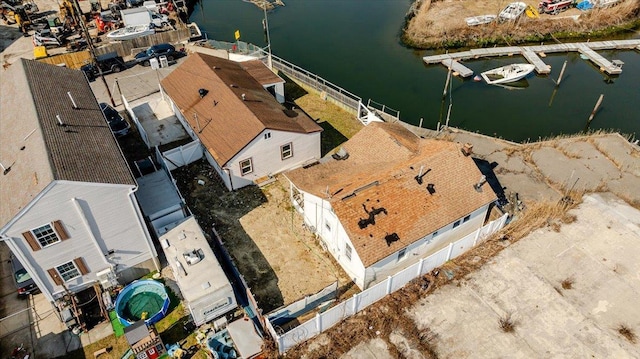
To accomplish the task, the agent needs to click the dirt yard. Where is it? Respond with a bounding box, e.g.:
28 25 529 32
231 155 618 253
404 0 640 48
170 161 354 314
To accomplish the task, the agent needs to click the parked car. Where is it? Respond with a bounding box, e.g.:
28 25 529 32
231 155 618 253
149 11 170 28
99 102 131 137
81 52 127 81
134 43 177 66
126 0 144 8
10 255 38 296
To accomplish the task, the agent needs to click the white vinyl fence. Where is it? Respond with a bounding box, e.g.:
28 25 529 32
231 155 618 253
267 213 509 353
267 281 338 327
156 140 203 171
122 94 151 148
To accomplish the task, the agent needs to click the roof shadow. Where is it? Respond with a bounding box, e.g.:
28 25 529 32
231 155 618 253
319 121 349 157
278 71 309 102
472 157 508 207
0 25 28 53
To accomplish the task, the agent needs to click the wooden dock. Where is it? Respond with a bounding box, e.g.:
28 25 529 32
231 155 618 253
423 40 640 77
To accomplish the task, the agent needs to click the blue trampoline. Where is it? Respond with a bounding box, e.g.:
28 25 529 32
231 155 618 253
114 279 170 327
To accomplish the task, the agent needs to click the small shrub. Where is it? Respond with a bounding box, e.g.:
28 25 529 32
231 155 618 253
617 324 637 343
561 213 577 224
561 277 575 290
499 313 515 333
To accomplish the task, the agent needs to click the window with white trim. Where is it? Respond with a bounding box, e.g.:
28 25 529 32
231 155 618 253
264 132 271 139
463 215 471 223
239 158 253 175
325 220 331 232
398 248 407 261
281 143 293 160
32 224 61 247
56 261 80 282
453 220 461 228
345 243 352 261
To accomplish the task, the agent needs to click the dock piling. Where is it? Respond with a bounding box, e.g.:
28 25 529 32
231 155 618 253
587 94 604 127
442 68 452 99
556 60 568 87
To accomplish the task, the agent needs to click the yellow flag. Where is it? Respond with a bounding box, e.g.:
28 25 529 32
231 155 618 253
234 30 240 40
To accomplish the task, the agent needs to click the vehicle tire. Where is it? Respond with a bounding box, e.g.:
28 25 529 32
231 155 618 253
167 55 174 62
143 60 150 67
112 65 122 73
161 22 169 27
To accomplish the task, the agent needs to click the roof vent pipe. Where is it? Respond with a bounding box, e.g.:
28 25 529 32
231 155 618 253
56 115 66 127
67 92 78 109
199 88 208 98
241 93 246 101
0 162 10 175
474 175 487 191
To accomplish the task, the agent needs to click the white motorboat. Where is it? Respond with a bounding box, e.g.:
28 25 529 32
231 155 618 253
498 2 527 21
480 63 536 85
106 24 155 41
465 15 497 26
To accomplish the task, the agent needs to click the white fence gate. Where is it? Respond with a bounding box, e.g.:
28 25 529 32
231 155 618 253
267 213 509 353
156 140 203 171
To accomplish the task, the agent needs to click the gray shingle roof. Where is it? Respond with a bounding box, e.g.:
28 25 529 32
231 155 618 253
0 59 135 226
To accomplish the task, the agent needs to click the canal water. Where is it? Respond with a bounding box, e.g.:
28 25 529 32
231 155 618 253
191 0 639 142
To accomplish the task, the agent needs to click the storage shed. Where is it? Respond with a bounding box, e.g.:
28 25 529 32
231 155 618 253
159 217 237 325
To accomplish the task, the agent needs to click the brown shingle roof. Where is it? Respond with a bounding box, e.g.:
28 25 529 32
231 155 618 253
286 122 497 267
0 60 135 227
160 53 321 166
240 60 284 86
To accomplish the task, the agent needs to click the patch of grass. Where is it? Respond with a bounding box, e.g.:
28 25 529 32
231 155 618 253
617 324 637 343
561 277 575 290
53 333 129 359
499 313 516 333
155 302 185 333
295 94 362 138
109 310 125 337
319 121 349 157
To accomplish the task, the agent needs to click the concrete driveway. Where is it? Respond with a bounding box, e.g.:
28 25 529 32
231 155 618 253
0 242 34 357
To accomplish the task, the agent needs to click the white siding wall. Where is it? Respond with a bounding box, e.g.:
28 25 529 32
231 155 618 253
363 204 491 288
293 186 491 289
3 181 156 299
204 150 232 190
166 96 199 142
299 191 366 288
264 82 285 103
227 129 320 189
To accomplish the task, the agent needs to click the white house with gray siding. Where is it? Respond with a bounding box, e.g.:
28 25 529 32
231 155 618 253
285 123 497 289
0 60 159 309
161 52 322 190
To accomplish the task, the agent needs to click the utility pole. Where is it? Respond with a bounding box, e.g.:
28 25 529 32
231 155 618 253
70 0 116 107
263 5 272 70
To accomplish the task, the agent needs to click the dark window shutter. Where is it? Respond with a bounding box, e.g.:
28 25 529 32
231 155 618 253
74 257 89 275
22 231 41 251
47 268 63 285
53 220 69 240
